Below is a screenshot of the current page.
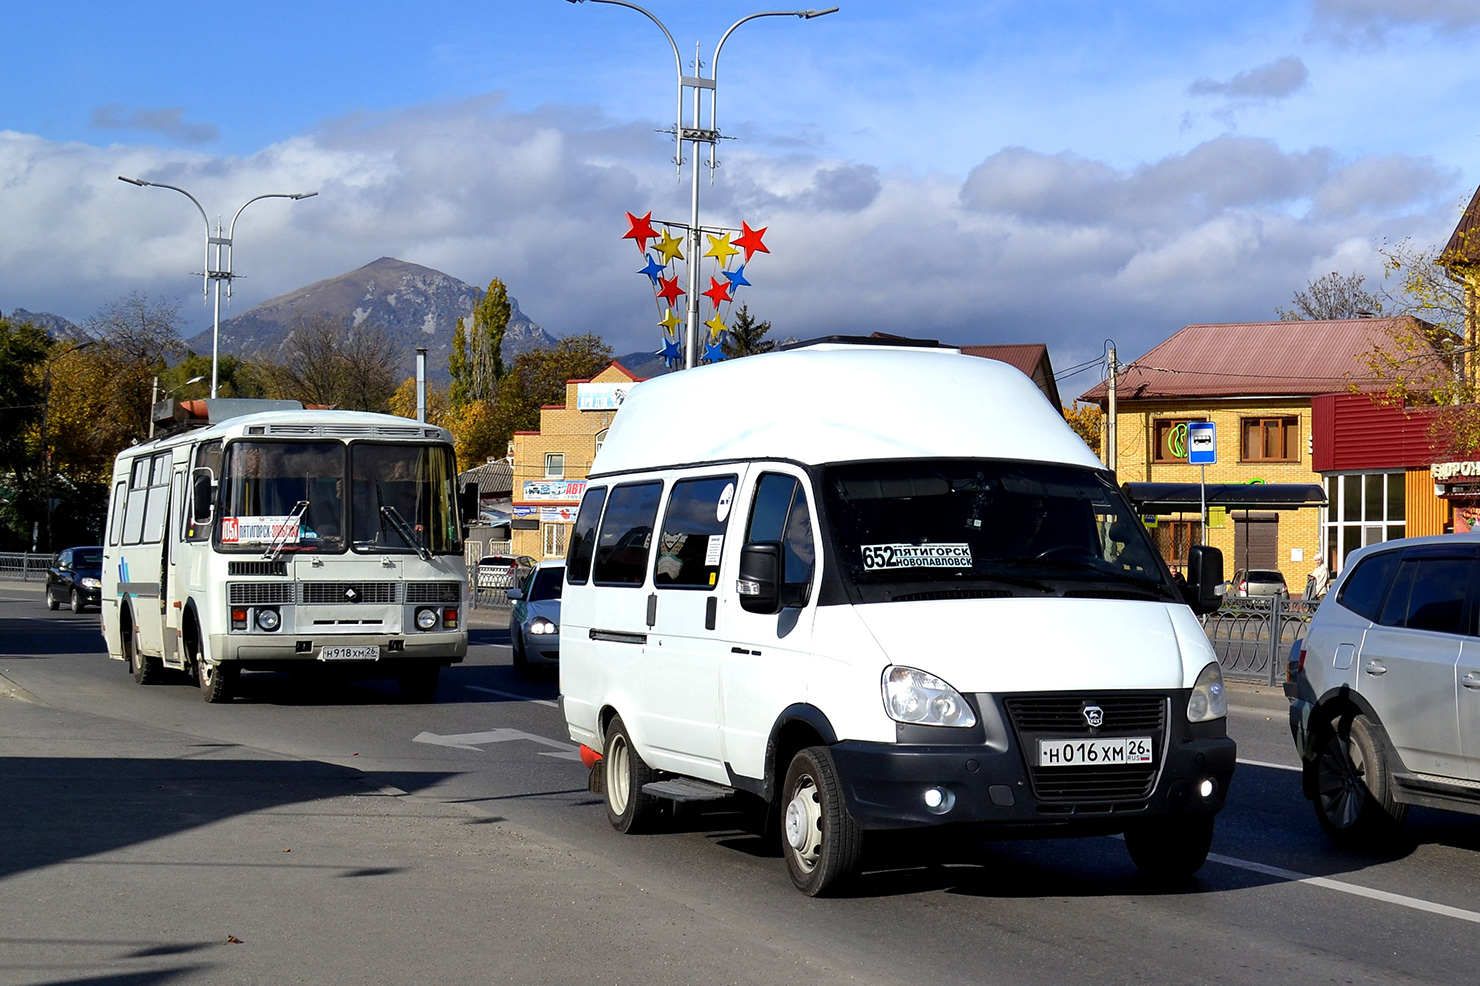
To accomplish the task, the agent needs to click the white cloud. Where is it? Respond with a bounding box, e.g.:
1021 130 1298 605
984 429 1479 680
1189 56 1310 101
0 97 1467 378
1311 0 1480 45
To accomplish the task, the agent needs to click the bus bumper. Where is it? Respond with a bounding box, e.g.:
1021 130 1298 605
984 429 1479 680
209 630 467 667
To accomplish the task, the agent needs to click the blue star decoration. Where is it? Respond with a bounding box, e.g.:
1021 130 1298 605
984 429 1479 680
637 253 665 283
658 334 683 363
723 263 751 291
703 337 727 363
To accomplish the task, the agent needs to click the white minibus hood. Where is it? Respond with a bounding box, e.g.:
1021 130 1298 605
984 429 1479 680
847 597 1214 694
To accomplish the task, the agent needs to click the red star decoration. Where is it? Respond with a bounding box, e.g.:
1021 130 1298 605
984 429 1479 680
732 221 769 262
622 211 658 252
702 276 733 309
656 274 685 306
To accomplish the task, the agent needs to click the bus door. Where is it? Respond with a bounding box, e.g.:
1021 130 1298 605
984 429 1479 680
128 451 173 658
161 459 187 668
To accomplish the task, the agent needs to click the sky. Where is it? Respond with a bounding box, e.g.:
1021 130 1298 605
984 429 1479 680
3 0 1479 396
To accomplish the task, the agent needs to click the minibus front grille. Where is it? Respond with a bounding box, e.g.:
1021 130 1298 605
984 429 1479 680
1003 695 1166 733
405 581 462 604
301 581 402 604
228 582 295 606
1004 694 1167 805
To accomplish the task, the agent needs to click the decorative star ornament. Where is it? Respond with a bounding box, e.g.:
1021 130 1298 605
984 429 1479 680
723 263 751 292
654 229 685 265
622 211 658 252
703 338 727 363
656 274 685 306
704 312 727 340
636 253 665 283
658 334 683 363
657 308 682 333
702 276 733 309
704 231 740 267
732 222 769 262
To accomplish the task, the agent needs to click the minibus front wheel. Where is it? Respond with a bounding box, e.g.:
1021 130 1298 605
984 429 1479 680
780 747 863 897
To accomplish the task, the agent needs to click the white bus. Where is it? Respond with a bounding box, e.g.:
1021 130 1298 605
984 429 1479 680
101 405 471 702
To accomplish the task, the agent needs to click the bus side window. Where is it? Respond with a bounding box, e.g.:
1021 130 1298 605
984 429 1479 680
123 458 150 545
108 481 127 547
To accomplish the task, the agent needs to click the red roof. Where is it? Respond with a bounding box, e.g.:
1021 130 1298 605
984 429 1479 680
1440 185 1480 275
1079 317 1437 403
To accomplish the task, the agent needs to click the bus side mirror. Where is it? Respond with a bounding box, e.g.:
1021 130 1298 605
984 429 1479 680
1183 544 1224 615
737 542 783 615
191 468 215 524
458 485 479 536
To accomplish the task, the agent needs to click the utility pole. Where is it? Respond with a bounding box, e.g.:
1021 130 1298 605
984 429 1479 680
1106 344 1118 474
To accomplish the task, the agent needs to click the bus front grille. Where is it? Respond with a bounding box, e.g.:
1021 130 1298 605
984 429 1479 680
406 582 462 604
301 581 402 604
228 582 295 605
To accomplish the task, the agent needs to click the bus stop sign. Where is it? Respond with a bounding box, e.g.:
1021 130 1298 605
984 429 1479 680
1188 421 1216 465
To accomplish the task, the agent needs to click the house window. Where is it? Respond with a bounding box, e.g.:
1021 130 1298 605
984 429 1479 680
1324 472 1405 574
544 453 565 479
1241 416 1298 462
1152 419 1205 463
543 522 568 559
594 429 608 459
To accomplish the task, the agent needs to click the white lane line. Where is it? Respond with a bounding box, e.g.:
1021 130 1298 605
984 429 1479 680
1207 852 1480 924
464 684 559 708
1237 758 1301 773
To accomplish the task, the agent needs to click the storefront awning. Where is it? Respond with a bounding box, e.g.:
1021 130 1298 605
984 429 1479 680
1123 482 1327 515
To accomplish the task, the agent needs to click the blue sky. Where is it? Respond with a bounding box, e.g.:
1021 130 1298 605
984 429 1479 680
3 0 1479 390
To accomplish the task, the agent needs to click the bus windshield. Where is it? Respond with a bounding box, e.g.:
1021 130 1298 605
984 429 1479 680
820 459 1177 601
216 441 461 555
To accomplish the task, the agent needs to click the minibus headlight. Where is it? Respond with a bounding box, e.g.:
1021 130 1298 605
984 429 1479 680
415 608 439 631
530 617 558 635
1187 662 1227 722
255 607 281 632
882 666 977 728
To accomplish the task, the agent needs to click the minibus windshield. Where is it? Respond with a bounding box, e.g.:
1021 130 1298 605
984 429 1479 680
821 459 1176 598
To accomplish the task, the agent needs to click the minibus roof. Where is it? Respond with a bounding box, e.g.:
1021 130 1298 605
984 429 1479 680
590 343 1102 476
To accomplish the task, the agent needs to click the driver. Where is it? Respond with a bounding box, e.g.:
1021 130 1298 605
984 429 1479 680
997 494 1049 558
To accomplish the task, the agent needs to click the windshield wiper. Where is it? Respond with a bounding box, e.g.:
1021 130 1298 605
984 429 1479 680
263 501 310 561
381 504 430 560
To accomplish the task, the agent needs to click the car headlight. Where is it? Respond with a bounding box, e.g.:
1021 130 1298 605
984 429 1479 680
80 577 101 589
415 607 439 631
1187 662 1227 722
530 617 558 635
882 666 977 727
255 607 281 632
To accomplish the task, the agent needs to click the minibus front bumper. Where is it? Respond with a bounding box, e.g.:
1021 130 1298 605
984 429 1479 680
827 692 1235 831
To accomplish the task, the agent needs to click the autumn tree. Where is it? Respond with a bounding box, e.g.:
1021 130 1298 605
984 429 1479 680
1062 403 1102 457
388 375 450 426
273 314 399 412
87 292 186 440
450 278 512 406
721 305 776 358
1278 271 1383 321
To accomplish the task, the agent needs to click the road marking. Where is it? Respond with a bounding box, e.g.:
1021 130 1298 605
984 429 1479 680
1206 852 1480 924
464 684 559 708
1236 758 1301 773
413 727 582 760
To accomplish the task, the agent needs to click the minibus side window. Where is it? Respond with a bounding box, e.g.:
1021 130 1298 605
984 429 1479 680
592 481 662 586
566 486 607 585
655 475 737 590
108 481 126 547
746 474 816 592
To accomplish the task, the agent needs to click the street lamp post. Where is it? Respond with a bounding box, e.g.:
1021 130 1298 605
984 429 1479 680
40 339 97 553
118 177 317 398
567 0 837 369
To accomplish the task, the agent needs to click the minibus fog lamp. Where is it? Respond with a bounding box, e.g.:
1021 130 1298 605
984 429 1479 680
255 607 280 632
923 787 956 814
415 608 438 631
1199 778 1216 799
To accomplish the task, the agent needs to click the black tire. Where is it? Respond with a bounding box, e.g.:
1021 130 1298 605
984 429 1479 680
604 715 660 834
1124 815 1215 882
125 616 161 685
510 627 529 675
45 587 59 611
197 658 237 703
780 746 864 897
399 665 441 703
70 588 84 614
1313 713 1407 847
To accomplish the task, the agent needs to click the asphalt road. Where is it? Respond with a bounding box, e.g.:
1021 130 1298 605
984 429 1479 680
4 581 1480 986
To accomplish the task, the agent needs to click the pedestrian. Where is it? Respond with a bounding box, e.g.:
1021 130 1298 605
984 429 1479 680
1308 554 1329 599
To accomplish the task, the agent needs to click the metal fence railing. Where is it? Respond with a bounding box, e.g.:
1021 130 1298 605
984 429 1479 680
0 552 51 582
1202 595 1320 685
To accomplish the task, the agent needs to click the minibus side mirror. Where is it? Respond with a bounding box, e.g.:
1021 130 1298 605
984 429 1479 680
1182 544 1224 616
737 541 783 615
191 468 215 524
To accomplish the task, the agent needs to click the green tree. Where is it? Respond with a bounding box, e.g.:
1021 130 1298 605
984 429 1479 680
449 277 512 407
86 292 185 441
0 316 53 472
721 305 775 358
1278 271 1383 321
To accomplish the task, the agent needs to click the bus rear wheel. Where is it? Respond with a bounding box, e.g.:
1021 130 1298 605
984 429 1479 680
125 617 161 685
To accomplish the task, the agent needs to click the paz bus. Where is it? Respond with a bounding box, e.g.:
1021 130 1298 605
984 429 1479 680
101 401 471 702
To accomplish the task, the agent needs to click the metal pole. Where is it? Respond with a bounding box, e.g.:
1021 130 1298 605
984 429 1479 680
415 347 428 423
685 57 703 370
210 232 224 398
1200 462 1207 546
1106 344 1117 473
149 375 159 439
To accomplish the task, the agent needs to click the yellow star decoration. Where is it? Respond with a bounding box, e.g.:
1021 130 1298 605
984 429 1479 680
658 308 682 333
705 312 727 340
654 229 685 265
704 231 740 267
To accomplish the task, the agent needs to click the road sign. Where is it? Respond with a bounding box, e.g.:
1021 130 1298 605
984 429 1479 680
1188 421 1216 465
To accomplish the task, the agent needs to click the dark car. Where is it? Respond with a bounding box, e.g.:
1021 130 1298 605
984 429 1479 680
46 546 104 613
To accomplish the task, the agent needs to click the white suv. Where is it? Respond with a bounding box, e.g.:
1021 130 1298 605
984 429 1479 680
1286 534 1480 845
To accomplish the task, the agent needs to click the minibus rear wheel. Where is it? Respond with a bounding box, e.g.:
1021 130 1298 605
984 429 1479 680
604 715 660 834
780 747 863 897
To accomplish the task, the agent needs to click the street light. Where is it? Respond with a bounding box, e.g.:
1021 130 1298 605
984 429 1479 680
39 339 97 552
118 177 318 398
567 1 838 368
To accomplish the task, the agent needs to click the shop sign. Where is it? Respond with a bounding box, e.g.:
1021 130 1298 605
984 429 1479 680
576 382 636 411
1431 460 1480 482
522 480 587 501
540 506 578 523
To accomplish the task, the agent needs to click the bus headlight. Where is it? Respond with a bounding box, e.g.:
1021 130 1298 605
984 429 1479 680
882 666 977 728
255 607 281 632
415 608 439 631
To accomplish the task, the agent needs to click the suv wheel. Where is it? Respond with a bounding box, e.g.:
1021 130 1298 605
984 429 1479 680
1313 713 1407 846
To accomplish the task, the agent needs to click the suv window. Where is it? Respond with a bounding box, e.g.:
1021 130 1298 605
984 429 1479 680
1336 550 1401 622
1378 556 1474 635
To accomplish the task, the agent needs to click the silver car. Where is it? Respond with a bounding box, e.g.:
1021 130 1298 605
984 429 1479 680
1230 568 1288 598
508 560 563 675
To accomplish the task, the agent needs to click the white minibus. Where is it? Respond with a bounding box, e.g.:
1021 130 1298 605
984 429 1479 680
101 403 470 702
560 340 1232 895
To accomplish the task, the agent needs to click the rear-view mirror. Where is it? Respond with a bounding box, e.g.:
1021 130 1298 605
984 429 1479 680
1183 544 1224 616
738 542 783 615
190 468 215 524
